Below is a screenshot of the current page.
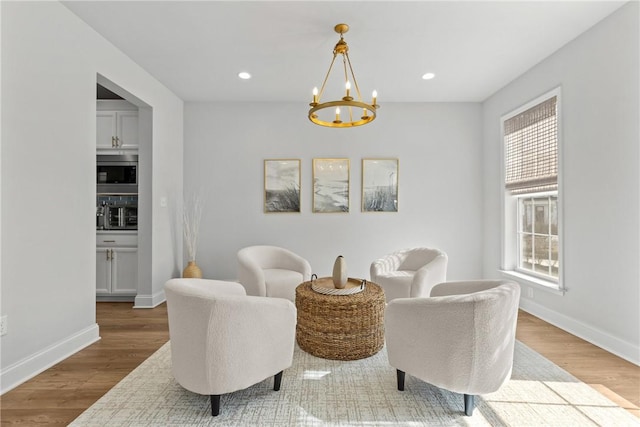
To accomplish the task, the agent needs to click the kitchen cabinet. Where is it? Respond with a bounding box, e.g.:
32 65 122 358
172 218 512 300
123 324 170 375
97 233 138 299
96 110 138 151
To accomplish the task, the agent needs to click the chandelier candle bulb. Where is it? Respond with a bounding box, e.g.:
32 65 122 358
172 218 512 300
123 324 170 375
372 90 378 106
343 81 353 101
312 87 318 104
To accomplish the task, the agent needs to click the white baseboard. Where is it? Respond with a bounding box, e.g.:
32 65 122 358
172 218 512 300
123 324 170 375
0 323 100 395
520 298 640 366
134 289 165 308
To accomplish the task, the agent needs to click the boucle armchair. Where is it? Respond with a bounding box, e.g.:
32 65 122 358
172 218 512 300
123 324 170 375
385 280 521 416
370 247 447 302
164 278 297 416
237 245 312 301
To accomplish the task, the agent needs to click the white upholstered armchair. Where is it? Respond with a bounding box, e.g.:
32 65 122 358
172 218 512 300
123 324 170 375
237 245 312 301
370 247 447 302
385 280 521 416
164 278 297 416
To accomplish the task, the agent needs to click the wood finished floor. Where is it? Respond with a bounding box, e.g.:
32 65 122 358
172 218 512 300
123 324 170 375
0 304 638 425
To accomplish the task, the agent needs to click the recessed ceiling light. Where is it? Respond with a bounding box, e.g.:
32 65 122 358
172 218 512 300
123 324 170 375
238 72 251 80
422 72 436 80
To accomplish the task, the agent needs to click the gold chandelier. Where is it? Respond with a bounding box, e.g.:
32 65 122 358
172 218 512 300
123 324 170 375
308 23 379 128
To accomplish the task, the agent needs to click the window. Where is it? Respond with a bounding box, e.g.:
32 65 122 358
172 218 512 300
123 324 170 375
517 194 558 278
502 89 562 291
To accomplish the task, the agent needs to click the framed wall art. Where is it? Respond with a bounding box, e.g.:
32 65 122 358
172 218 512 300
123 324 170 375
264 159 301 213
362 158 398 212
313 158 350 213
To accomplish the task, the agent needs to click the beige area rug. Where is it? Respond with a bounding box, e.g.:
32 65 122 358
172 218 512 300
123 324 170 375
70 341 639 426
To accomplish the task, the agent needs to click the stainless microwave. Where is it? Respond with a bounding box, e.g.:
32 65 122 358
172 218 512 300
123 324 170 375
97 154 138 194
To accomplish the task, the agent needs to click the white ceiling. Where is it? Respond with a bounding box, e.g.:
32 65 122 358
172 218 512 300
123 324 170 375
63 1 625 103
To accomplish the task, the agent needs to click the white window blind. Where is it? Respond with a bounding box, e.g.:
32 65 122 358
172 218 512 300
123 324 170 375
504 96 558 194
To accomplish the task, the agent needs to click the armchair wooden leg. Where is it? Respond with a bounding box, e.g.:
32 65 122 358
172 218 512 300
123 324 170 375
210 395 220 416
274 371 283 391
396 369 405 391
464 394 475 416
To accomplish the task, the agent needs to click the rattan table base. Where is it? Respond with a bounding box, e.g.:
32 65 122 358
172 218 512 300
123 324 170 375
295 279 385 361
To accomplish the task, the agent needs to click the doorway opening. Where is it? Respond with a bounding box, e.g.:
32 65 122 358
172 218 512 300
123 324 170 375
95 75 152 309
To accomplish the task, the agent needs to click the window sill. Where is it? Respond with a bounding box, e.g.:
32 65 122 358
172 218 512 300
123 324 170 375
499 270 565 296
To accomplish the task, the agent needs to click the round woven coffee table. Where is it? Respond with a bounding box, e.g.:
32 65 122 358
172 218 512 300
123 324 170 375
295 278 385 361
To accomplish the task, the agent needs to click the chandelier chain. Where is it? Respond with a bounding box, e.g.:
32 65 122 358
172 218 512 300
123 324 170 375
342 55 349 88
317 53 338 101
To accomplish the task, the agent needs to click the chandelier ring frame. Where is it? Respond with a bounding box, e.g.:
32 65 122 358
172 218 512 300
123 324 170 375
309 100 378 128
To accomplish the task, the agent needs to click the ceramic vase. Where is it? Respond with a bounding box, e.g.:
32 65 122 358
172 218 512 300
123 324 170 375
332 255 347 289
183 261 202 279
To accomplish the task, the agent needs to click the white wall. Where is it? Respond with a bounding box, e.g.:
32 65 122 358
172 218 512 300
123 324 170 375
184 102 484 282
1 1 183 392
482 2 639 364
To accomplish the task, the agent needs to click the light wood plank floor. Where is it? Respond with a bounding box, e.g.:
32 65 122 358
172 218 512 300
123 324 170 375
0 304 638 425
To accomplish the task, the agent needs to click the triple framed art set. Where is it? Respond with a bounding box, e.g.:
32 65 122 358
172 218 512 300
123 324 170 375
264 158 398 214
